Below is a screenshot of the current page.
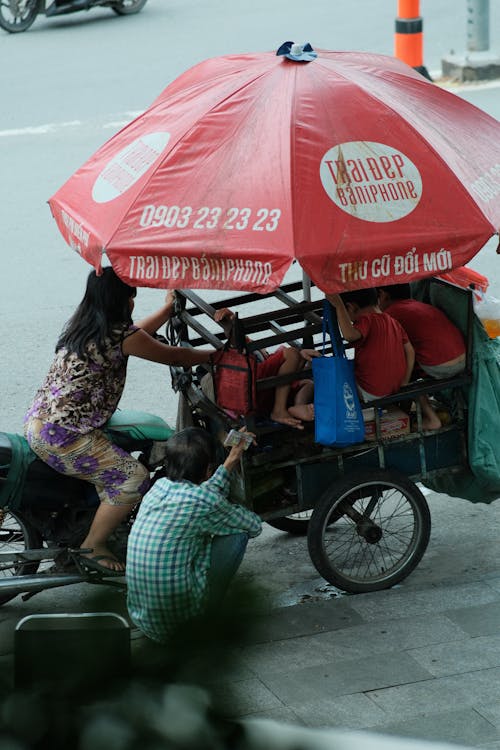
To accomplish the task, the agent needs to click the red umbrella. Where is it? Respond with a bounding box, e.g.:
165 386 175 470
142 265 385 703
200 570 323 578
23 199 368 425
49 43 500 293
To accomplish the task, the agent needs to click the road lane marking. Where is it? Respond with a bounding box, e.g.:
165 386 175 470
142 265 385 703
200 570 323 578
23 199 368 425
0 120 82 137
0 111 142 138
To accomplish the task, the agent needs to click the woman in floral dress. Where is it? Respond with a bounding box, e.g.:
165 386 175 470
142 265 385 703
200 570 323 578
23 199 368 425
24 268 214 574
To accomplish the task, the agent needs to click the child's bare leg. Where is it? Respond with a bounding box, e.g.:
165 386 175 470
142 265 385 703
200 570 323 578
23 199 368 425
288 381 315 421
418 394 441 430
294 380 314 404
270 348 304 429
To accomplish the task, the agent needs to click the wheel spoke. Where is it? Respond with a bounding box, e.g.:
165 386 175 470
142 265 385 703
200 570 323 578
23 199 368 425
309 471 431 592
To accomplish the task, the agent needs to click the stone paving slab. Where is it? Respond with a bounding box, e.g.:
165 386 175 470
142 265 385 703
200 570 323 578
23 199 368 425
408 633 500 677
476 702 500 728
210 676 284 718
288 693 388 730
367 667 500 720
348 582 500 622
257 652 432 707
239 614 468 677
250 598 364 643
446 602 500 637
371 708 500 747
483 578 500 594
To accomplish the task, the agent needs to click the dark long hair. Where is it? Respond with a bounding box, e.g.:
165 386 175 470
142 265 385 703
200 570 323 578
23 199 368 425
56 267 137 358
163 428 217 485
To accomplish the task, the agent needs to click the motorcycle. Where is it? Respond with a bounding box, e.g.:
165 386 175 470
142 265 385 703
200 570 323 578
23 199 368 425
0 0 148 34
0 408 173 604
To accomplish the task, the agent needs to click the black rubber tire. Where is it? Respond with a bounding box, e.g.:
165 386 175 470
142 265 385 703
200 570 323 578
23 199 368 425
0 509 43 605
307 468 431 593
0 0 39 32
111 0 148 15
267 511 311 535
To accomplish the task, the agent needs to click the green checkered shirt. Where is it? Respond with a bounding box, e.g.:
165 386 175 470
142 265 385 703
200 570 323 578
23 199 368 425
126 465 261 642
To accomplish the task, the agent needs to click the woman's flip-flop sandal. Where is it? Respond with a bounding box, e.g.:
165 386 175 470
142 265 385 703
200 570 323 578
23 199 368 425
80 554 125 577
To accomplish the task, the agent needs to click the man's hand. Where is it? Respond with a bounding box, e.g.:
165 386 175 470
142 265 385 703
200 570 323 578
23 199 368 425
223 428 256 472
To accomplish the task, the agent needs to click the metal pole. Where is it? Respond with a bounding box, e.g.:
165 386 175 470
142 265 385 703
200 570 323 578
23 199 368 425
394 0 431 79
442 0 500 81
467 0 490 52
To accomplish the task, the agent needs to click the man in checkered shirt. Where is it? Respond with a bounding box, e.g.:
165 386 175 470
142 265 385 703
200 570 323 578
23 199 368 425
126 427 262 643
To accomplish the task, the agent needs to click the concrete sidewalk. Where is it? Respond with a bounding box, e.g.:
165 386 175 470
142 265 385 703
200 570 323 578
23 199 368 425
0 566 499 748
198 573 500 748
1 509 500 749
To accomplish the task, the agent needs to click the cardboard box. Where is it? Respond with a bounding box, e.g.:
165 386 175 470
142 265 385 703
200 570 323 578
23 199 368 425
363 407 410 440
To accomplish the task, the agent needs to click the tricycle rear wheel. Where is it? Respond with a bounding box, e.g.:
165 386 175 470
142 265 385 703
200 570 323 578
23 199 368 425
307 468 431 593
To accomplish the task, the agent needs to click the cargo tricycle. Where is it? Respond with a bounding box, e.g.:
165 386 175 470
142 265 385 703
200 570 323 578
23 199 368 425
167 275 475 594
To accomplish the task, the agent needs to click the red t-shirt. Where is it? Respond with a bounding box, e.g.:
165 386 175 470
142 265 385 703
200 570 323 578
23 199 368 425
353 312 409 397
385 299 465 367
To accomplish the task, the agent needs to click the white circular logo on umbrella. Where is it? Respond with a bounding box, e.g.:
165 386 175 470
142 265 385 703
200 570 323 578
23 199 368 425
92 132 171 204
320 141 422 223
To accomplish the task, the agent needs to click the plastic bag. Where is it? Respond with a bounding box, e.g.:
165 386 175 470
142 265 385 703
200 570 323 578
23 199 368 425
473 291 500 339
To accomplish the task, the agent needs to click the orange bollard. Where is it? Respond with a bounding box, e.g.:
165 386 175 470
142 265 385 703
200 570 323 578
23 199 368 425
394 0 432 80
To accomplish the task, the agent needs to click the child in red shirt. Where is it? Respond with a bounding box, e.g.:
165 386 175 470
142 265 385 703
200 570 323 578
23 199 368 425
378 283 466 429
327 289 414 401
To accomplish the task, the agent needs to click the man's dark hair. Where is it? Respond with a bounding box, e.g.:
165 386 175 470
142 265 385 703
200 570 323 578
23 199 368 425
340 288 378 308
378 283 411 300
163 427 218 485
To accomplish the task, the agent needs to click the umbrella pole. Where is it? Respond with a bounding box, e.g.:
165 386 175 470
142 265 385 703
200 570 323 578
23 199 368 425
302 272 311 303
300 272 315 349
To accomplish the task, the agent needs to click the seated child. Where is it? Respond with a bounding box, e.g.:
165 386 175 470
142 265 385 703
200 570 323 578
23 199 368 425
326 290 415 401
378 283 466 429
214 308 318 429
126 427 262 644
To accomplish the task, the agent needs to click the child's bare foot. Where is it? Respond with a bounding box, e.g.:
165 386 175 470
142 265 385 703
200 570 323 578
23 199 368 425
422 413 442 431
270 409 304 429
288 403 315 422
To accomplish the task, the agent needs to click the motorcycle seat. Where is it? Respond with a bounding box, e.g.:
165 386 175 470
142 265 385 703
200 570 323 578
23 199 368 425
106 410 174 442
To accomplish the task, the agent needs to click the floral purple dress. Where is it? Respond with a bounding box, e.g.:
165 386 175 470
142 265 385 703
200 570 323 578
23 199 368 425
24 324 149 506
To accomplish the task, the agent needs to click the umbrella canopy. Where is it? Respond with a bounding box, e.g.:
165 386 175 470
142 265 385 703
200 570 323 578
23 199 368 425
49 44 500 293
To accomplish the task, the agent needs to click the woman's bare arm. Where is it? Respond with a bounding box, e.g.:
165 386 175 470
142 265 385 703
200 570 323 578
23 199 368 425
135 291 175 335
123 328 213 367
